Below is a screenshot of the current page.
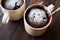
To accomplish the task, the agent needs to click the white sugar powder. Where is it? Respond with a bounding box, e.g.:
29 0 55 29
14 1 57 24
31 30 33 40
4 0 23 10
28 8 48 25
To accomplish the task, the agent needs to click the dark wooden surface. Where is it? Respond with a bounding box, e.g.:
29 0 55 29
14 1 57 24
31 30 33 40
0 0 60 40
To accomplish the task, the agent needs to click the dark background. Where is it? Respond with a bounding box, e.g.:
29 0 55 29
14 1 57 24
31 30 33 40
0 0 60 40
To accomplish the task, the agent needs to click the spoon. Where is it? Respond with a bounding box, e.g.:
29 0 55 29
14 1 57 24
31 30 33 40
49 7 60 17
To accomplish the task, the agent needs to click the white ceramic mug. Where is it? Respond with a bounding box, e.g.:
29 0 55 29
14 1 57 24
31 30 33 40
24 2 58 36
0 0 25 24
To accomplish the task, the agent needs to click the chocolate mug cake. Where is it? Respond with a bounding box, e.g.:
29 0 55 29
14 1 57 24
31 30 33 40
2 0 23 10
26 6 50 28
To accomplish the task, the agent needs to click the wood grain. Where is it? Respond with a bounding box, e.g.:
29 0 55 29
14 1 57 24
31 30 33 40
0 0 60 40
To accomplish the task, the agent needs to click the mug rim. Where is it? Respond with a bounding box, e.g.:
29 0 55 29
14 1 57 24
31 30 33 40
0 0 25 11
24 3 52 30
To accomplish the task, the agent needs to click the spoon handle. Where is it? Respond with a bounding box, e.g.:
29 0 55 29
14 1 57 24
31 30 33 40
50 7 60 16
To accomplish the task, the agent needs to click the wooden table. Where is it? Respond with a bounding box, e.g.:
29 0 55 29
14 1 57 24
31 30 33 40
0 0 60 40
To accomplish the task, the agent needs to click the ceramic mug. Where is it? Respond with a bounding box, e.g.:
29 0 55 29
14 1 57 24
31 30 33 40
0 0 25 24
24 2 56 36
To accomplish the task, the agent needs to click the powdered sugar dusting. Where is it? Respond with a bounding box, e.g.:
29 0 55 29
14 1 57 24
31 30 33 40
28 8 48 25
4 0 23 10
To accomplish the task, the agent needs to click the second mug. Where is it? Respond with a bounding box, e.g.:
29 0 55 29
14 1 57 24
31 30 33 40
0 0 25 24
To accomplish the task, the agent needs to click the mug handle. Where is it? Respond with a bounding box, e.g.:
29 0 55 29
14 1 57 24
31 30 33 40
47 4 60 16
2 12 10 24
47 4 54 12
0 1 10 24
50 7 60 16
